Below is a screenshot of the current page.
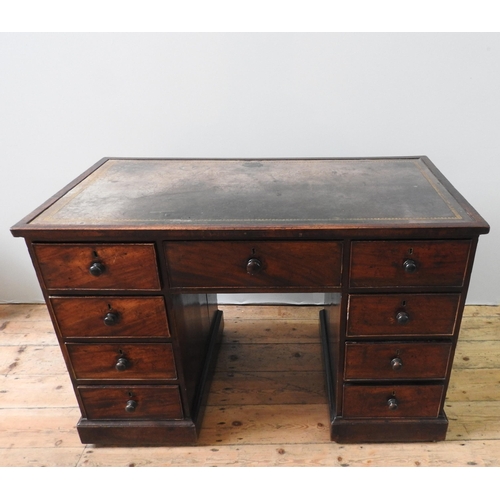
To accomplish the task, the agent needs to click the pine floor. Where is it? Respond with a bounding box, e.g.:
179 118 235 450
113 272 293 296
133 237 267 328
0 303 499 467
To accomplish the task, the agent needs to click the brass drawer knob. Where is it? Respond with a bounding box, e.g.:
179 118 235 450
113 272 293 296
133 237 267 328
403 259 417 273
396 311 410 324
115 357 129 371
246 258 262 275
390 357 403 370
387 397 398 410
125 400 137 412
89 261 105 276
103 312 119 326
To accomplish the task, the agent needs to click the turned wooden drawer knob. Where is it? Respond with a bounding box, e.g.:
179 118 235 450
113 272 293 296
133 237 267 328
103 312 119 326
115 357 129 371
387 397 398 410
246 258 262 275
403 259 417 273
390 357 403 370
396 311 410 324
125 400 137 412
89 261 105 276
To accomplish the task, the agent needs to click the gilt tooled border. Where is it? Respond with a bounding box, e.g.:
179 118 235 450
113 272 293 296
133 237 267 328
31 159 466 225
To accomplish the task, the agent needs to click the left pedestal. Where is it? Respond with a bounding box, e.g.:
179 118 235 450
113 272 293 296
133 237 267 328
25 241 223 446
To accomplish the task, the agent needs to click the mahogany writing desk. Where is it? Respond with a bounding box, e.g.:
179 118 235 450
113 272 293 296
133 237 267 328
11 157 489 445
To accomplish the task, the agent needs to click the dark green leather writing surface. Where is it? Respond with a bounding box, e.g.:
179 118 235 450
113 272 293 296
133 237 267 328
31 158 474 227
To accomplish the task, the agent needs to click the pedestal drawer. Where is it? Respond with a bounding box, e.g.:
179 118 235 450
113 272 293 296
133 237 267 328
347 294 460 337
164 241 342 289
344 342 453 380
350 240 471 288
343 384 444 418
51 296 170 339
33 243 161 290
67 343 177 380
78 385 183 420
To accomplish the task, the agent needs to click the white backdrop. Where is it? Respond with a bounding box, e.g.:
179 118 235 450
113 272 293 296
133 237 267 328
1 33 498 304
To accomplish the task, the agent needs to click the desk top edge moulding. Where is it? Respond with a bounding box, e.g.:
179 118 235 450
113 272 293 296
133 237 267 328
12 156 489 235
11 157 490 446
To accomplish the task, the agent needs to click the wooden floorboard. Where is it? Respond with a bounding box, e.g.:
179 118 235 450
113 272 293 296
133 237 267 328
0 303 499 467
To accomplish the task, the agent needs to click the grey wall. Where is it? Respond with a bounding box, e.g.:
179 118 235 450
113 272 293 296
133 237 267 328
1 33 498 304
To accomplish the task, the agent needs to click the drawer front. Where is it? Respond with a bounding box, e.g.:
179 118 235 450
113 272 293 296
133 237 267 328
164 241 342 289
51 296 170 339
347 294 460 337
33 244 161 290
343 384 444 418
67 343 177 380
350 240 471 288
344 342 453 380
78 385 183 420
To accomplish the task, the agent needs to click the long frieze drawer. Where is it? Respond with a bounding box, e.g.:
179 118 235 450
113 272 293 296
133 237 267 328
350 240 471 288
33 243 161 290
67 343 177 380
78 385 183 420
50 296 170 339
344 342 453 380
164 241 342 289
347 294 460 337
343 384 444 418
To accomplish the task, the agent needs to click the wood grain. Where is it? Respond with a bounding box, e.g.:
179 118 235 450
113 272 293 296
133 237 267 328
350 240 471 288
347 293 460 337
344 342 453 380
1 303 499 466
33 243 161 290
78 385 183 420
165 241 342 289
50 296 170 339
66 343 177 380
